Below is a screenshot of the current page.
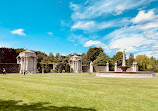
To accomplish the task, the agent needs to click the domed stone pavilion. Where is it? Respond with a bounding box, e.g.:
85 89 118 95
17 50 37 74
69 55 82 73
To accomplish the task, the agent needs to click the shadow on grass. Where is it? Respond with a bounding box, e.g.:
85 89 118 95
0 99 97 111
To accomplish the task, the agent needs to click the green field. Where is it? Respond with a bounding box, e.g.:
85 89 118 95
0 73 158 111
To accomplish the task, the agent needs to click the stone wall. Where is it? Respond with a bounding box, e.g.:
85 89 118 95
82 66 90 72
0 63 20 74
117 68 123 72
94 66 106 72
82 66 106 72
126 67 133 72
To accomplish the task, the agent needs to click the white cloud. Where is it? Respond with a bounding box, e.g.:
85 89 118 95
69 0 158 58
72 21 95 30
70 2 81 11
135 51 158 58
48 32 53 36
11 29 26 36
83 40 108 50
135 22 158 30
84 40 101 47
132 9 158 24
110 36 152 52
71 0 156 20
71 18 130 32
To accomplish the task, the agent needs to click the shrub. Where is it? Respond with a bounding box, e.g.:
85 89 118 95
51 69 57 73
65 63 70 72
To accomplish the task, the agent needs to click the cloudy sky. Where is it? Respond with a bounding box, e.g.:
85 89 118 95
0 0 158 57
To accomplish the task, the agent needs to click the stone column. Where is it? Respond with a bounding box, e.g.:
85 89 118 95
115 62 117 72
81 61 82 73
90 61 93 73
79 62 80 72
34 57 37 73
106 62 109 72
20 58 22 74
22 58 25 74
77 62 79 73
26 57 29 72
74 61 76 71
42 64 44 73
122 50 126 66
132 62 138 72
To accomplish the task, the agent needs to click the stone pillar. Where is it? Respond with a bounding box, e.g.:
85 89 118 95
77 62 78 72
132 62 138 72
115 62 117 72
21 58 24 74
42 64 44 73
74 62 76 71
81 61 82 73
122 50 126 66
26 57 29 72
34 58 37 73
20 58 22 74
106 62 109 72
78 62 80 73
90 61 93 73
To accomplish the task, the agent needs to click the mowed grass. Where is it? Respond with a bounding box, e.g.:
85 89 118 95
0 73 158 111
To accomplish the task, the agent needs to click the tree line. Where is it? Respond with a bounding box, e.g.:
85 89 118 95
0 47 158 72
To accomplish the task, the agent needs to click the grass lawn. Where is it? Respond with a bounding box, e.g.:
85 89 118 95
0 73 158 111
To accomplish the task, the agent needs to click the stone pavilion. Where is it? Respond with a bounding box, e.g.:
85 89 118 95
17 50 37 74
69 55 82 73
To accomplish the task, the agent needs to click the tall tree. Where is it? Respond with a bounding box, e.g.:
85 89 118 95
48 52 54 63
112 52 123 66
127 53 134 67
135 55 149 71
54 53 60 63
147 56 158 72
93 52 110 66
36 51 47 63
87 47 103 62
81 53 89 66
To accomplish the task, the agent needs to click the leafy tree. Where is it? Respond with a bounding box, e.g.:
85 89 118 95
0 48 19 63
16 48 25 53
54 53 60 63
55 63 66 73
87 47 103 62
127 53 134 67
93 52 110 66
112 52 123 66
135 55 149 71
48 52 54 63
65 63 70 72
36 51 47 63
147 56 158 72
81 53 89 66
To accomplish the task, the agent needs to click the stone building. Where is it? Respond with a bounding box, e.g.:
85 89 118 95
17 50 37 74
69 55 82 73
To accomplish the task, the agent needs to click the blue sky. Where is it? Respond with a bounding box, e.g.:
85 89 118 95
0 0 158 57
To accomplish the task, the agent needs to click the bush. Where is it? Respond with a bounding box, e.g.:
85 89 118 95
51 69 57 73
65 63 70 72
